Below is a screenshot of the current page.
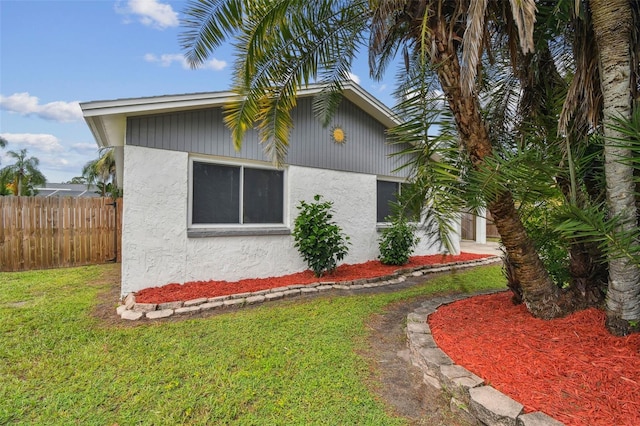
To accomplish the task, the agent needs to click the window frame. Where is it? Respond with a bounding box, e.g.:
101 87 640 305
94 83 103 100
376 178 403 225
188 157 289 237
376 178 421 228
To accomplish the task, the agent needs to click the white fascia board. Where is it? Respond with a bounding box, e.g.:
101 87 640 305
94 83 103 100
297 81 401 128
340 81 401 128
80 91 240 117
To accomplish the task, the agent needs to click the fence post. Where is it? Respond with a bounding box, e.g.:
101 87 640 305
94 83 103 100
107 198 118 262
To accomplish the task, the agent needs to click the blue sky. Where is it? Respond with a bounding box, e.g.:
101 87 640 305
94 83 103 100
0 0 396 183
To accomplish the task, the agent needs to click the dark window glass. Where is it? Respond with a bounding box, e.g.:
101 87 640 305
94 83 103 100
377 180 400 222
192 162 240 224
243 168 284 223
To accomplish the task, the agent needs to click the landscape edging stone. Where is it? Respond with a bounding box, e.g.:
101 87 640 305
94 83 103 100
116 256 501 321
405 293 566 426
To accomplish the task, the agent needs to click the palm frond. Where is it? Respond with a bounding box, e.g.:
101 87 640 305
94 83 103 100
180 0 246 67
223 0 369 165
464 147 560 209
559 6 602 136
556 203 640 266
508 0 537 54
461 0 489 96
368 0 405 80
608 101 640 167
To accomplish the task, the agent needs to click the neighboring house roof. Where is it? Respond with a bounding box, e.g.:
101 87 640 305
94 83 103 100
35 183 101 198
80 81 400 149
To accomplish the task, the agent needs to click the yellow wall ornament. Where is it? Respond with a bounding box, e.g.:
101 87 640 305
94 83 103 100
331 126 346 144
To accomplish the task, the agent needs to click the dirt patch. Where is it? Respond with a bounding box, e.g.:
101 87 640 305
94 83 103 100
91 263 129 327
361 297 474 425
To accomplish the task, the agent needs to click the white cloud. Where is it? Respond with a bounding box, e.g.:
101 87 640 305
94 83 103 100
0 133 65 153
0 133 95 182
144 53 227 71
117 0 179 30
48 157 70 167
199 58 228 71
347 72 361 84
0 93 83 122
70 142 100 153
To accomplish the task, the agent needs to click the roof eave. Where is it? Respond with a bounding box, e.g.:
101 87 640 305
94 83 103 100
80 81 399 148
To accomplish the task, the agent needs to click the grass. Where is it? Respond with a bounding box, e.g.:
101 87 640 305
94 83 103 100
0 263 505 425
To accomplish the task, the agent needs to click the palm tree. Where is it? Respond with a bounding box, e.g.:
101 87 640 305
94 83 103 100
180 0 567 318
485 3 617 310
586 0 639 334
1 148 46 196
527 0 640 333
0 167 13 196
82 148 117 197
0 136 7 166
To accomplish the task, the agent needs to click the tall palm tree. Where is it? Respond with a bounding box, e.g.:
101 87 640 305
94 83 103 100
1 148 46 196
587 0 640 334
541 0 640 333
181 0 567 318
82 148 117 197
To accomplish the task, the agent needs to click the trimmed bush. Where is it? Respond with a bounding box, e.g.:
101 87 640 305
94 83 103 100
293 195 350 277
378 217 419 265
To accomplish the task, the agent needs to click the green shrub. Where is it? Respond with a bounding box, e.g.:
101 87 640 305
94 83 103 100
521 204 570 287
378 216 419 265
293 194 350 277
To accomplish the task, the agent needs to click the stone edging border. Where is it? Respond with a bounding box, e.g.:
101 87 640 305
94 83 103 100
116 256 501 321
406 294 566 426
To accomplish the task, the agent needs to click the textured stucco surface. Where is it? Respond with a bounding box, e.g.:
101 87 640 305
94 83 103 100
120 145 450 296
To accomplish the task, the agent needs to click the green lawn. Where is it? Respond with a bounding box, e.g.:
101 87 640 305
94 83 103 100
0 263 505 425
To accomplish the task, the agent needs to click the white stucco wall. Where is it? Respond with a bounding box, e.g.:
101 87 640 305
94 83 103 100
120 145 449 296
121 146 190 296
475 207 487 244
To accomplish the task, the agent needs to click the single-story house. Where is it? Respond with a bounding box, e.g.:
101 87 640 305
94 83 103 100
81 81 471 297
35 183 101 198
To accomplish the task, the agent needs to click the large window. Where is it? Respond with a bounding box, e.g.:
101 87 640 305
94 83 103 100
377 180 401 223
192 161 284 225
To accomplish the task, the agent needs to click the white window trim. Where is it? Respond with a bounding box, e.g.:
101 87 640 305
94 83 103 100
376 177 404 225
188 156 289 236
375 177 422 230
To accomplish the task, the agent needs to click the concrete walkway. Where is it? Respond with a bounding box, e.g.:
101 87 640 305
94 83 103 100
460 240 502 256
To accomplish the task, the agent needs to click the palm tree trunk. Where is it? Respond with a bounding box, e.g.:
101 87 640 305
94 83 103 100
430 26 564 319
590 0 640 335
17 173 23 196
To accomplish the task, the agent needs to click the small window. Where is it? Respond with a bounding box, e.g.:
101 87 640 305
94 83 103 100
193 163 240 224
377 180 401 223
243 167 284 224
192 161 284 225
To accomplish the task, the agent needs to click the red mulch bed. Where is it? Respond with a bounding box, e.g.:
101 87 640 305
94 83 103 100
429 291 640 426
135 252 491 304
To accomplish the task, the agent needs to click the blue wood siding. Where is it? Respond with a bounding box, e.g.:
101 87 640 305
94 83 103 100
126 97 411 177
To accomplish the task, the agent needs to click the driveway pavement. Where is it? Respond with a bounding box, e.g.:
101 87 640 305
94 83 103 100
460 240 502 256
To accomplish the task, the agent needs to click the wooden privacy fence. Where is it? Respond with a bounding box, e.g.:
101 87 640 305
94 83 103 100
0 197 122 272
